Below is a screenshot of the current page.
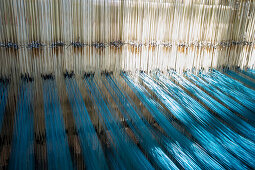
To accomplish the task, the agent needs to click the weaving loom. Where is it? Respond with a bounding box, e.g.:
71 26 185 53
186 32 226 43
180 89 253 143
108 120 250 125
0 0 255 169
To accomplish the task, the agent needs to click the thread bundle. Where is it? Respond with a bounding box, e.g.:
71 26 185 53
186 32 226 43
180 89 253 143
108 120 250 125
0 69 254 169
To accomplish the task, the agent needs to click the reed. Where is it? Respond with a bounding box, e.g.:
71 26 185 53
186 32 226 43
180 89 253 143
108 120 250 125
0 0 254 78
